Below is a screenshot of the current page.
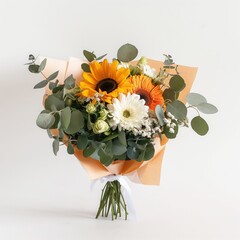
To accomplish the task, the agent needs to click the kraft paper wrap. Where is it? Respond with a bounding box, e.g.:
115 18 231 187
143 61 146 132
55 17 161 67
41 57 197 185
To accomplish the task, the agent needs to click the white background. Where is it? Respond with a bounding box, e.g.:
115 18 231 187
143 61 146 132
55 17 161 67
0 0 239 239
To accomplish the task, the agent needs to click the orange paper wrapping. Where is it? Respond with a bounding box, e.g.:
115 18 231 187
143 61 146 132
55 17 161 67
42 57 197 185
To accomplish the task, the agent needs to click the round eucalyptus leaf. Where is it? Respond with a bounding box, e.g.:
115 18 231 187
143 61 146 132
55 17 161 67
127 147 140 160
163 88 176 102
187 93 207 106
169 75 186 92
36 113 55 129
67 141 75 155
28 64 40 73
197 103 218 114
144 143 155 160
61 107 71 129
117 43 138 62
191 116 209 136
166 100 187 121
64 110 84 135
112 139 127 155
45 95 65 111
77 135 88 150
64 75 75 90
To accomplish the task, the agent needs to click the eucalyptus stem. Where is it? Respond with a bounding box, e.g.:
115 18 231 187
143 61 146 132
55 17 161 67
95 180 128 220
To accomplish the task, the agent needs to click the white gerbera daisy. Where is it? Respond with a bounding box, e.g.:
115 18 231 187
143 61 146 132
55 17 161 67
108 93 149 131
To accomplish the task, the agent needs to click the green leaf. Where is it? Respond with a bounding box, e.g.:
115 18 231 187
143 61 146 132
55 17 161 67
52 85 64 94
169 75 186 92
83 142 96 157
81 63 91 72
45 95 65 111
28 64 40 73
163 88 176 102
83 50 96 62
191 116 209 136
64 75 75 90
52 138 59 156
49 112 60 129
67 140 75 154
95 53 107 61
39 58 47 72
117 43 138 62
77 135 88 150
102 133 119 142
36 113 55 129
196 103 218 114
61 107 71 129
127 147 140 159
186 93 207 106
98 148 113 166
155 105 165 126
64 110 84 134
33 80 49 89
166 100 187 121
47 71 59 81
112 139 127 155
143 143 155 160
118 131 127 146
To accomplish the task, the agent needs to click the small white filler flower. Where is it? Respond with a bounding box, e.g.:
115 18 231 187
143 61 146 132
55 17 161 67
108 93 149 131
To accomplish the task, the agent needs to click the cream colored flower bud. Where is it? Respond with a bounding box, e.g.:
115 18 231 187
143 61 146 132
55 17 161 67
137 56 148 66
99 109 109 120
86 103 96 113
93 120 110 134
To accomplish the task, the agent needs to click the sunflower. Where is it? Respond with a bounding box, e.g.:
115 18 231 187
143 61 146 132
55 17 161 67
129 74 164 111
79 59 132 103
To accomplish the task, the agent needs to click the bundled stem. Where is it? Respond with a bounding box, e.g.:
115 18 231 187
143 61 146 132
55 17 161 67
95 180 128 220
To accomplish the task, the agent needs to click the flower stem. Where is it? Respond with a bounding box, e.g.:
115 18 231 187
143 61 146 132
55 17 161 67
95 180 128 220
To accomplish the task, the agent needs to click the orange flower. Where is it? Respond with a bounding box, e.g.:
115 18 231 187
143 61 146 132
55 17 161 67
129 74 164 111
79 59 132 103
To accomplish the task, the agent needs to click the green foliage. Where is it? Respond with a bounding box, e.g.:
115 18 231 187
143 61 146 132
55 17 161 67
77 135 88 150
137 143 155 161
83 50 96 62
83 142 97 157
64 75 75 90
64 110 84 135
67 140 75 154
34 80 49 89
52 138 59 156
60 107 71 129
117 43 138 62
164 119 179 139
47 71 59 81
45 95 65 111
191 116 209 136
166 100 187 121
163 88 177 102
155 105 165 126
36 113 55 129
38 58 47 72
81 63 91 72
28 64 40 73
196 103 218 114
187 93 207 106
112 139 127 156
169 75 186 92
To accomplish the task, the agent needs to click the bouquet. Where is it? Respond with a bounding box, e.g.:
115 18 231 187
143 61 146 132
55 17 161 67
27 44 217 220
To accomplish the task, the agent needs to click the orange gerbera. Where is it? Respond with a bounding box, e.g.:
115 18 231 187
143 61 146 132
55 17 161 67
79 59 132 103
129 74 164 111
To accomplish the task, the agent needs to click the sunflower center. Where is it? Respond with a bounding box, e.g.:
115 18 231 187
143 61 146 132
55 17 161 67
123 110 131 118
96 78 118 93
135 89 151 106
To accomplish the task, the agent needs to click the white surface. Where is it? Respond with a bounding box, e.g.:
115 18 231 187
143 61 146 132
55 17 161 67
0 0 239 239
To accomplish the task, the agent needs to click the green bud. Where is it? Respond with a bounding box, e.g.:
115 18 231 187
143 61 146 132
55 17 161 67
86 103 96 113
137 56 148 66
98 109 109 120
93 120 110 134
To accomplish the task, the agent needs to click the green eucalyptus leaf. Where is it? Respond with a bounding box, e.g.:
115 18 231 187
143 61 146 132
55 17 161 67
118 131 127 146
144 143 155 160
191 116 209 136
163 88 176 102
166 100 187 121
155 105 165 126
49 112 60 129
117 43 138 62
28 64 40 73
95 53 107 61
45 95 65 111
196 103 218 114
77 135 88 150
47 71 59 81
36 113 55 129
39 58 47 72
164 119 179 139
127 147 140 160
83 142 96 157
52 85 64 94
187 93 207 106
33 80 49 89
67 140 75 154
98 148 113 166
64 75 75 90
81 63 91 72
64 110 84 134
61 107 71 129
112 139 127 155
83 50 96 62
169 75 186 92
52 138 59 156
102 133 119 142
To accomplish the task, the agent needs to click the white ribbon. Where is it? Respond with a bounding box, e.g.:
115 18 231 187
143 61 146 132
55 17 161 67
91 175 136 220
